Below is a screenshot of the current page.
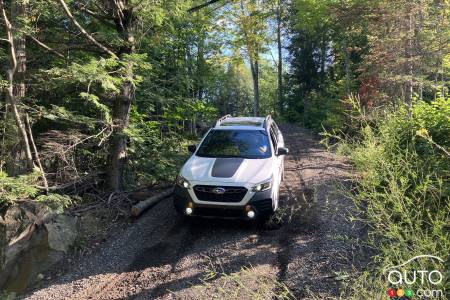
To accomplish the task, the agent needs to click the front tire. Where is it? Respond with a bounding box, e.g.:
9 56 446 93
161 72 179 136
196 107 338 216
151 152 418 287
256 213 272 228
174 198 187 217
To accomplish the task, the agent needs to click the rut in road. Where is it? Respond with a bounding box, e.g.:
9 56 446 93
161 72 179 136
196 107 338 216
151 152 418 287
24 124 366 300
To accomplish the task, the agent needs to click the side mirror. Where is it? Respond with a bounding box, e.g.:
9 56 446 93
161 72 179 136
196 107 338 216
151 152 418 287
276 147 289 156
187 145 197 153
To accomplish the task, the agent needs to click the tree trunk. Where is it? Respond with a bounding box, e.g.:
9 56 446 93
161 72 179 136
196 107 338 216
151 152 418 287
1 0 34 171
343 40 351 97
25 113 48 192
276 0 283 117
250 58 260 117
320 35 326 77
239 0 260 117
197 33 205 100
107 81 133 190
107 6 135 191
12 1 26 99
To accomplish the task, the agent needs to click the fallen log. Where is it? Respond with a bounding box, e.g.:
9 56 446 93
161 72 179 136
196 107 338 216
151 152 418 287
131 187 174 217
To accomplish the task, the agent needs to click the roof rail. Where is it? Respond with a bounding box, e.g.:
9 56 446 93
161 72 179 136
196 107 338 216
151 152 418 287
215 114 232 126
263 115 272 128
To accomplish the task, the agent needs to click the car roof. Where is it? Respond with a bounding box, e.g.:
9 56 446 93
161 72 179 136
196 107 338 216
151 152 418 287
214 117 266 130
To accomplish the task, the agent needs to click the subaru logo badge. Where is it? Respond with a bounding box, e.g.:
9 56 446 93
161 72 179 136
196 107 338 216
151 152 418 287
212 187 226 194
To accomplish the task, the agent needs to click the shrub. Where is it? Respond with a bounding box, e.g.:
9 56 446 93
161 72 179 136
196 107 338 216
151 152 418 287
331 96 450 298
0 171 39 206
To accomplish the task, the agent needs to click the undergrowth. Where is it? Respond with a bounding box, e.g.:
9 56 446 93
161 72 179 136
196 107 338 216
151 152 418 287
0 171 72 213
323 95 450 299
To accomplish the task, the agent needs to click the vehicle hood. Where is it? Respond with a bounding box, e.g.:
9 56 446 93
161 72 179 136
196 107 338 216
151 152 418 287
181 156 274 184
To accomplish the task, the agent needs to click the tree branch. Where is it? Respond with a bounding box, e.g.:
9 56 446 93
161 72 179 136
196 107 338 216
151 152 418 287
57 0 116 57
27 34 65 59
188 0 224 13
74 2 116 26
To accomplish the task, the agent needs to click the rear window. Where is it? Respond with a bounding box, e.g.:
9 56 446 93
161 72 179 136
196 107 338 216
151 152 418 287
196 129 272 159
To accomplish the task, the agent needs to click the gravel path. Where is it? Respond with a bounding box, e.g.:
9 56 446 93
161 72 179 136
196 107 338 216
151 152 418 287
23 124 363 300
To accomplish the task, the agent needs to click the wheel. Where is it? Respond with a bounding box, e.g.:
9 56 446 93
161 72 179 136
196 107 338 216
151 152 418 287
256 213 272 228
174 199 187 217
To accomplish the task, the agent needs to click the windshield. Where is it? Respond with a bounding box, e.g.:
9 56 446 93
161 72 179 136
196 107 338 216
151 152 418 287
196 129 272 159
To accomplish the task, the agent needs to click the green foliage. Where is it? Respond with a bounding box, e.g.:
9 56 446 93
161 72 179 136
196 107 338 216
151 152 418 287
79 93 112 124
35 193 72 214
259 61 278 116
0 172 39 205
47 58 122 93
43 105 99 127
332 97 450 298
123 100 217 187
286 82 346 131
0 172 72 214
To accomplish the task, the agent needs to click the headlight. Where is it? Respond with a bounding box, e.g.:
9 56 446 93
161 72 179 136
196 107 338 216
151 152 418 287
251 179 272 192
176 175 191 188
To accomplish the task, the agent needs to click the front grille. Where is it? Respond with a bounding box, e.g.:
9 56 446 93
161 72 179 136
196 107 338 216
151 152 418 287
193 185 247 202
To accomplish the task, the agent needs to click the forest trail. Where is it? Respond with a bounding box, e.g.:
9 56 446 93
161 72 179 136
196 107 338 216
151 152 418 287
23 124 364 300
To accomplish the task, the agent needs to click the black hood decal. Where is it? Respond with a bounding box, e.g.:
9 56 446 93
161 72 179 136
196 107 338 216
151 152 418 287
211 158 244 178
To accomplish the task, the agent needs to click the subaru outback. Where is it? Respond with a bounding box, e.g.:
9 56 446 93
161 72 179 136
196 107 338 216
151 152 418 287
173 115 288 221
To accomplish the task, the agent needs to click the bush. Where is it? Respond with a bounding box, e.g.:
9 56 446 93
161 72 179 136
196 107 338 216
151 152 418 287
332 96 450 298
0 171 39 206
36 193 72 214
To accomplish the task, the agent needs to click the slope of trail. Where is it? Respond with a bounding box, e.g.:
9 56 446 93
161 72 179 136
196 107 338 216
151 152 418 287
24 124 364 300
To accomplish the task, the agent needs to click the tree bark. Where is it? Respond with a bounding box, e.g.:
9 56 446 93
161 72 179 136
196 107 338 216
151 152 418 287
12 0 26 99
188 0 222 13
106 4 135 191
250 58 260 117
107 78 133 190
131 188 173 217
343 39 351 97
320 35 326 77
197 34 205 100
1 0 34 171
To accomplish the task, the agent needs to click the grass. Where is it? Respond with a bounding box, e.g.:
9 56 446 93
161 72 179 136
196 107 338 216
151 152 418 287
324 96 450 299
191 266 294 300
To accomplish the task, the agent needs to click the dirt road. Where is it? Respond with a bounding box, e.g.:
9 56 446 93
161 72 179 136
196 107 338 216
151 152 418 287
24 124 364 300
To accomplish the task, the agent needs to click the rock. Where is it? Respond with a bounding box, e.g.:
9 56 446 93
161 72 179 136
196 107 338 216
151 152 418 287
0 202 78 293
45 215 78 253
37 274 44 281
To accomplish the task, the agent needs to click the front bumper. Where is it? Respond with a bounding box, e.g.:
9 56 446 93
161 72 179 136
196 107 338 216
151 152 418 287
173 185 274 219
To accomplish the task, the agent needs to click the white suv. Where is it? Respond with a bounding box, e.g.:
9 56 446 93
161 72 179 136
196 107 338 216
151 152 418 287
173 115 288 221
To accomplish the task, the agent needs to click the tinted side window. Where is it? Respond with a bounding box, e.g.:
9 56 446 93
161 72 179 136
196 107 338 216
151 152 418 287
272 121 280 135
269 127 277 149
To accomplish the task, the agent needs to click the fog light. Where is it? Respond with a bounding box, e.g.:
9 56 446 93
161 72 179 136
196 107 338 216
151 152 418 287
185 207 193 215
247 210 255 218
